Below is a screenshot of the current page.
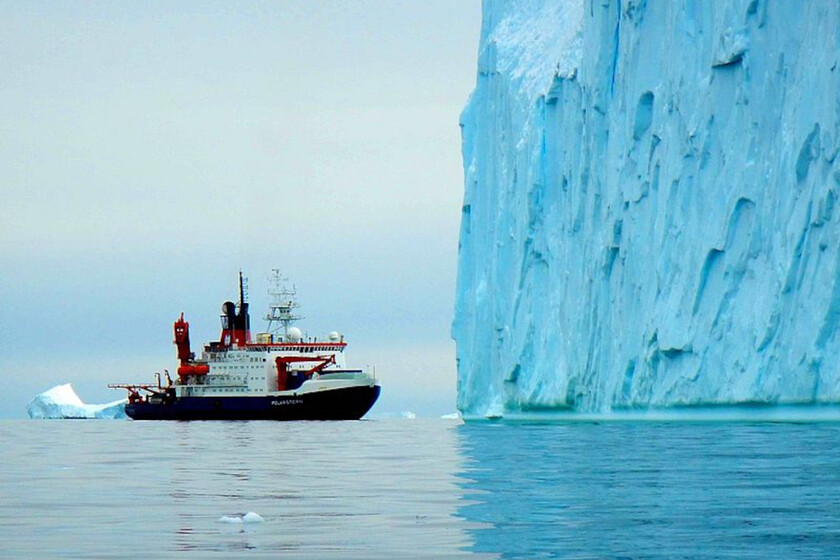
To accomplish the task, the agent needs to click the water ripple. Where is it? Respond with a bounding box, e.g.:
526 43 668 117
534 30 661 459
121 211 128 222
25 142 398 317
2 420 839 558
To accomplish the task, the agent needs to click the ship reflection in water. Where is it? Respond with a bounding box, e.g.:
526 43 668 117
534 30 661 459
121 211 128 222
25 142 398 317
454 421 840 559
158 420 489 558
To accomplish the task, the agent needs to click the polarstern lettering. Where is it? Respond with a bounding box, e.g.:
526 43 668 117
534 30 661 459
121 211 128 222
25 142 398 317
271 399 304 406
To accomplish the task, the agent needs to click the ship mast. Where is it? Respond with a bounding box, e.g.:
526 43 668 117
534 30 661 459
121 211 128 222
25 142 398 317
239 270 248 310
265 269 303 340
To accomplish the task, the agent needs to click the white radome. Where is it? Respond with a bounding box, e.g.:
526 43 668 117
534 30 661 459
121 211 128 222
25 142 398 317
287 327 303 342
329 331 341 342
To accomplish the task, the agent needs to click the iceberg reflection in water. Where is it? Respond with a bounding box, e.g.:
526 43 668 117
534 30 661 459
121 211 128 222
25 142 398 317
454 422 840 559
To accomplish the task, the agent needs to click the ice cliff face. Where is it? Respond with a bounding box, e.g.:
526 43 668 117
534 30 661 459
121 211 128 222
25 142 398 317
453 0 840 416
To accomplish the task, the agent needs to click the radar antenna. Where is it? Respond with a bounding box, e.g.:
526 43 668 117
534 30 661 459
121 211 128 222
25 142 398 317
265 269 303 340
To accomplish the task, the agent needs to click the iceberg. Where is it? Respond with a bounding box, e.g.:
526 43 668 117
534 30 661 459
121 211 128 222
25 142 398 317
27 384 127 419
453 1 840 417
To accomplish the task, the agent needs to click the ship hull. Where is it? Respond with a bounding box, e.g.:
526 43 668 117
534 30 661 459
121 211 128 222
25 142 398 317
125 385 381 421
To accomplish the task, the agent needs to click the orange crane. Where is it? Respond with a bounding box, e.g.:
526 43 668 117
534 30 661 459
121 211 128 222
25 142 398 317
275 355 336 390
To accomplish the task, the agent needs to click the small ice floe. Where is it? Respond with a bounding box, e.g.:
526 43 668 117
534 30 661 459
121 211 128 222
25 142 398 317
440 412 461 420
218 512 264 524
400 411 416 419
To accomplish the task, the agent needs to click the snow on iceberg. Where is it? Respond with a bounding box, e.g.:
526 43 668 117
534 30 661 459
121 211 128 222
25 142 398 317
454 1 840 417
27 384 127 419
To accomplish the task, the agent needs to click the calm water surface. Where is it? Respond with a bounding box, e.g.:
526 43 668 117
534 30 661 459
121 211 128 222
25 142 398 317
1 419 839 559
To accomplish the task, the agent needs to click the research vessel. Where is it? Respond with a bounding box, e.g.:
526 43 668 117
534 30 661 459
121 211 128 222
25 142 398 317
110 271 380 420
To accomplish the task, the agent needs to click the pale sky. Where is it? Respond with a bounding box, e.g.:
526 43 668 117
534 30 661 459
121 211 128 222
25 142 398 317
0 1 481 418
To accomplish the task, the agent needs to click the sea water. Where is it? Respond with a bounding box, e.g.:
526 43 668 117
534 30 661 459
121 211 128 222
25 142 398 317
1 419 839 559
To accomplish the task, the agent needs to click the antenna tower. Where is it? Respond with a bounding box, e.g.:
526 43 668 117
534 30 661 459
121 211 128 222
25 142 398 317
265 269 303 339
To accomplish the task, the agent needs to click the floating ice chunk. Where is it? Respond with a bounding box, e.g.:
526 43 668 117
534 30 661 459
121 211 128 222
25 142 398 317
440 412 461 420
400 411 416 419
219 512 264 524
27 384 126 419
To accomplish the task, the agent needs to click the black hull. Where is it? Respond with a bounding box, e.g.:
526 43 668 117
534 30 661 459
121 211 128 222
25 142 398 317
125 385 380 421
